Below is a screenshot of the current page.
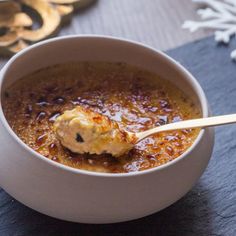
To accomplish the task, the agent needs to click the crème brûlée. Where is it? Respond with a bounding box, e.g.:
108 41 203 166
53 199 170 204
2 62 201 173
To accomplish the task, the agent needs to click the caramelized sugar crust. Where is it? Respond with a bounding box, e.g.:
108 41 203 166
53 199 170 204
2 62 201 173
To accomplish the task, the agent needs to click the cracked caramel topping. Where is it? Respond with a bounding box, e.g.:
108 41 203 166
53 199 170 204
2 62 201 173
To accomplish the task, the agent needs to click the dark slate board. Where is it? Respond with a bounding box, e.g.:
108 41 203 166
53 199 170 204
1 36 236 236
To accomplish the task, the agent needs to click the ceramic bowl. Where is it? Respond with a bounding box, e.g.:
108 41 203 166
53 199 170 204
0 35 214 223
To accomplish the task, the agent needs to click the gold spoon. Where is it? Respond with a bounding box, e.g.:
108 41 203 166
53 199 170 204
134 114 236 142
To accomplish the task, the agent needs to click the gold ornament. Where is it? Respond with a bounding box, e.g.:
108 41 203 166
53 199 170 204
0 0 95 56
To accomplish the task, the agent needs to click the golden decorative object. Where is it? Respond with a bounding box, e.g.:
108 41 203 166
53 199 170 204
0 0 95 56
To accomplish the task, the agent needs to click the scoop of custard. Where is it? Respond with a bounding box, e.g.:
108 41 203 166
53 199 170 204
54 106 136 157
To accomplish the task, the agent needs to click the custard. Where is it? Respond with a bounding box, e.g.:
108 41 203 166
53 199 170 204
54 106 136 157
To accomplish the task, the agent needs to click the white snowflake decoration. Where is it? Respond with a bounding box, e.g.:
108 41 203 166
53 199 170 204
183 0 236 60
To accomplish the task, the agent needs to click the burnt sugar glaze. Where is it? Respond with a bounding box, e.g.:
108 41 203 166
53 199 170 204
2 62 201 173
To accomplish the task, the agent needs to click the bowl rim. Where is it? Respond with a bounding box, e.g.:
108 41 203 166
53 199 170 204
0 34 209 178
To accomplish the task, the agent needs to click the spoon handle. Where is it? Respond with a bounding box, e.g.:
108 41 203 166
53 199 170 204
136 114 236 141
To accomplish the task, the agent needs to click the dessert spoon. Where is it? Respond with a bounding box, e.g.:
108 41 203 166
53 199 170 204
55 106 236 157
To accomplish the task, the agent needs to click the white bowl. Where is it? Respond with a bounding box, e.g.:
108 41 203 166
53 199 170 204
0 35 214 224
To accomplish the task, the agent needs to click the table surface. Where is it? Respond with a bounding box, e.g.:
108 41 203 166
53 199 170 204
61 0 210 51
0 0 211 67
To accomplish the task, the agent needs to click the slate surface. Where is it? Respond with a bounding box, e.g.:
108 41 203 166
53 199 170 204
0 36 236 235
